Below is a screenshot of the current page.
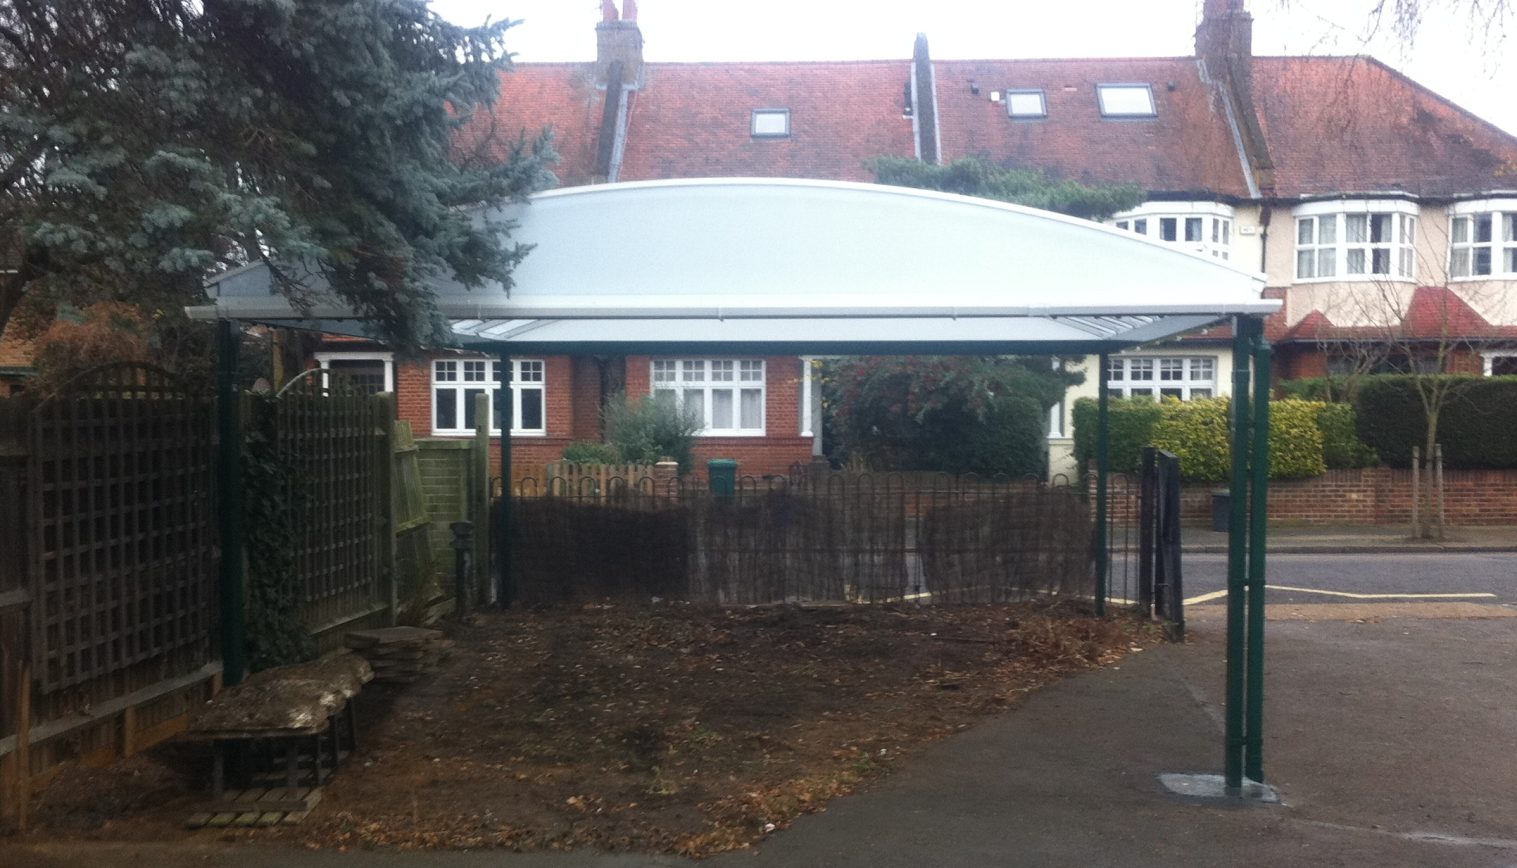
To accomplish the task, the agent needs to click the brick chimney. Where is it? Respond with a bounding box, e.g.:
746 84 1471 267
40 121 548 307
1196 0 1274 193
596 2 643 88
910 34 940 165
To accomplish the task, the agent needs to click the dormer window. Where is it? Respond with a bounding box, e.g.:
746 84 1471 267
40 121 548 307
751 109 790 138
1096 84 1156 117
1006 89 1047 119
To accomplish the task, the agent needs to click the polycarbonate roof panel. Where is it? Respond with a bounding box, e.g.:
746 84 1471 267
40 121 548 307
190 179 1275 350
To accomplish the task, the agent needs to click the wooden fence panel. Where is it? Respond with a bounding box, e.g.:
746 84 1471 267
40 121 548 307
25 366 217 693
272 380 389 638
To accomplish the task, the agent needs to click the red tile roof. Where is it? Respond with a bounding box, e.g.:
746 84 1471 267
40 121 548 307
932 58 1252 197
618 61 917 182
1276 287 1517 342
1250 57 1517 198
460 64 611 187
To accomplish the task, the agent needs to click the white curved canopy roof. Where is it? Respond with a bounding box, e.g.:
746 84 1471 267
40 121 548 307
191 178 1275 353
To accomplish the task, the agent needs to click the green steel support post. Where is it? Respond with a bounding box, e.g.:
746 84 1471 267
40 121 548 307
1094 352 1111 617
497 351 514 608
1246 328 1272 784
215 322 246 686
1224 317 1253 792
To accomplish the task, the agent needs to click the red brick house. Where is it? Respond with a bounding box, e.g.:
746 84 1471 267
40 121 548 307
304 0 1517 480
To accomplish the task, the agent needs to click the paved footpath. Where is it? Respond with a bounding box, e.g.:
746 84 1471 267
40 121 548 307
8 608 1517 867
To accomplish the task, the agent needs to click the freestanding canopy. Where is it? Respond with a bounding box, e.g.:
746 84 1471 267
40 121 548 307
191 178 1278 795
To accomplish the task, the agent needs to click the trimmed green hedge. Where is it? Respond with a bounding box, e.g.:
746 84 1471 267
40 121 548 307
1352 376 1517 468
1073 396 1329 481
1071 397 1164 475
1316 403 1378 468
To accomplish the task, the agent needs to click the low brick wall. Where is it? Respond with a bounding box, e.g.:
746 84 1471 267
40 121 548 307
1095 467 1517 526
1186 468 1517 526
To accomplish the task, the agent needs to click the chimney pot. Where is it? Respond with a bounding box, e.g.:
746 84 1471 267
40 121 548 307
596 5 643 87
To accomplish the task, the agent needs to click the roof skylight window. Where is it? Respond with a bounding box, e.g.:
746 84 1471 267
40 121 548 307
1096 84 1156 118
1006 89 1047 119
751 109 791 138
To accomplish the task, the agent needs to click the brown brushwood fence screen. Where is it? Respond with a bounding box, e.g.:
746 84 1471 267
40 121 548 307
509 472 1096 606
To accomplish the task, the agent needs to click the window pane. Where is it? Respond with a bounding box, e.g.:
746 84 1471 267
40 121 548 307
1318 250 1337 277
1297 250 1315 278
1159 358 1183 380
740 360 764 381
1190 389 1213 399
1505 215 1516 242
682 360 704 382
652 388 677 410
463 361 487 382
1402 215 1415 245
1222 221 1231 245
686 389 709 426
1191 358 1215 379
1185 217 1203 242
1319 217 1336 244
1116 220 1129 231
1369 213 1391 243
434 389 457 430
740 389 763 429
1452 216 1469 244
1160 218 1177 242
1097 84 1156 116
1129 359 1153 379
1347 249 1366 274
435 361 457 382
1492 356 1517 376
463 388 484 428
1475 248 1493 275
711 360 734 381
1476 214 1493 243
1505 249 1517 274
1452 249 1472 277
520 388 544 431
1371 248 1390 274
1399 248 1414 278
519 361 544 383
653 360 676 383
1345 214 1367 243
1297 218 1313 245
1134 218 1147 234
1107 358 1124 380
1128 388 1155 399
1160 388 1183 400
708 390 730 429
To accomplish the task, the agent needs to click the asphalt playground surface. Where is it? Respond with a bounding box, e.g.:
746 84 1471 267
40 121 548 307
7 531 1517 867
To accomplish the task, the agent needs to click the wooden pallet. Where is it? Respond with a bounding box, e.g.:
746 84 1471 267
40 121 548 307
186 787 321 828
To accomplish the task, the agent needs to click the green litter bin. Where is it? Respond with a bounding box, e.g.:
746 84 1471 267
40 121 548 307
708 458 739 497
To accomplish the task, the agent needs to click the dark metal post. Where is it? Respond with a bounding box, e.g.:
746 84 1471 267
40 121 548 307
1246 329 1272 783
215 321 246 685
1224 317 1254 792
496 351 514 608
450 520 474 616
1094 352 1111 616
1138 446 1156 613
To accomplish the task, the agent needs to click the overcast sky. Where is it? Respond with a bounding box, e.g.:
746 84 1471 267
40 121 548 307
429 0 1517 137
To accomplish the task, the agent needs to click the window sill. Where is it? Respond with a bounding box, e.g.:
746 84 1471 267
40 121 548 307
1291 275 1418 285
432 430 549 438
1450 274 1517 282
696 431 768 438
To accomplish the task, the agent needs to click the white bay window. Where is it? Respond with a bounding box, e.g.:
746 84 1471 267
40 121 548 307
1294 200 1418 281
1450 200 1517 278
652 359 765 435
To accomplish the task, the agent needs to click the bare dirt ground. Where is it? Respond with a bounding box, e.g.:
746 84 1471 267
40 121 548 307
19 602 1161 857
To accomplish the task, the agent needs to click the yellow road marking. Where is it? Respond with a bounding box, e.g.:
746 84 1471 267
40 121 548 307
1185 586 1497 604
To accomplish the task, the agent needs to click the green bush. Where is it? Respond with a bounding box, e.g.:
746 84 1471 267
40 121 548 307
561 441 622 464
1071 397 1164 474
1353 375 1517 468
1149 399 1232 481
1316 403 1378 468
603 392 702 473
1075 396 1329 481
1278 376 1361 402
1268 399 1328 478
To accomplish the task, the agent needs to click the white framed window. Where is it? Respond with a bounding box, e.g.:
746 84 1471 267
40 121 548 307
1006 89 1047 119
751 109 791 138
432 358 545 436
651 358 765 436
1096 84 1156 117
1450 199 1517 278
314 351 393 394
1482 351 1517 376
1293 200 1419 281
1107 356 1216 401
1110 202 1234 259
